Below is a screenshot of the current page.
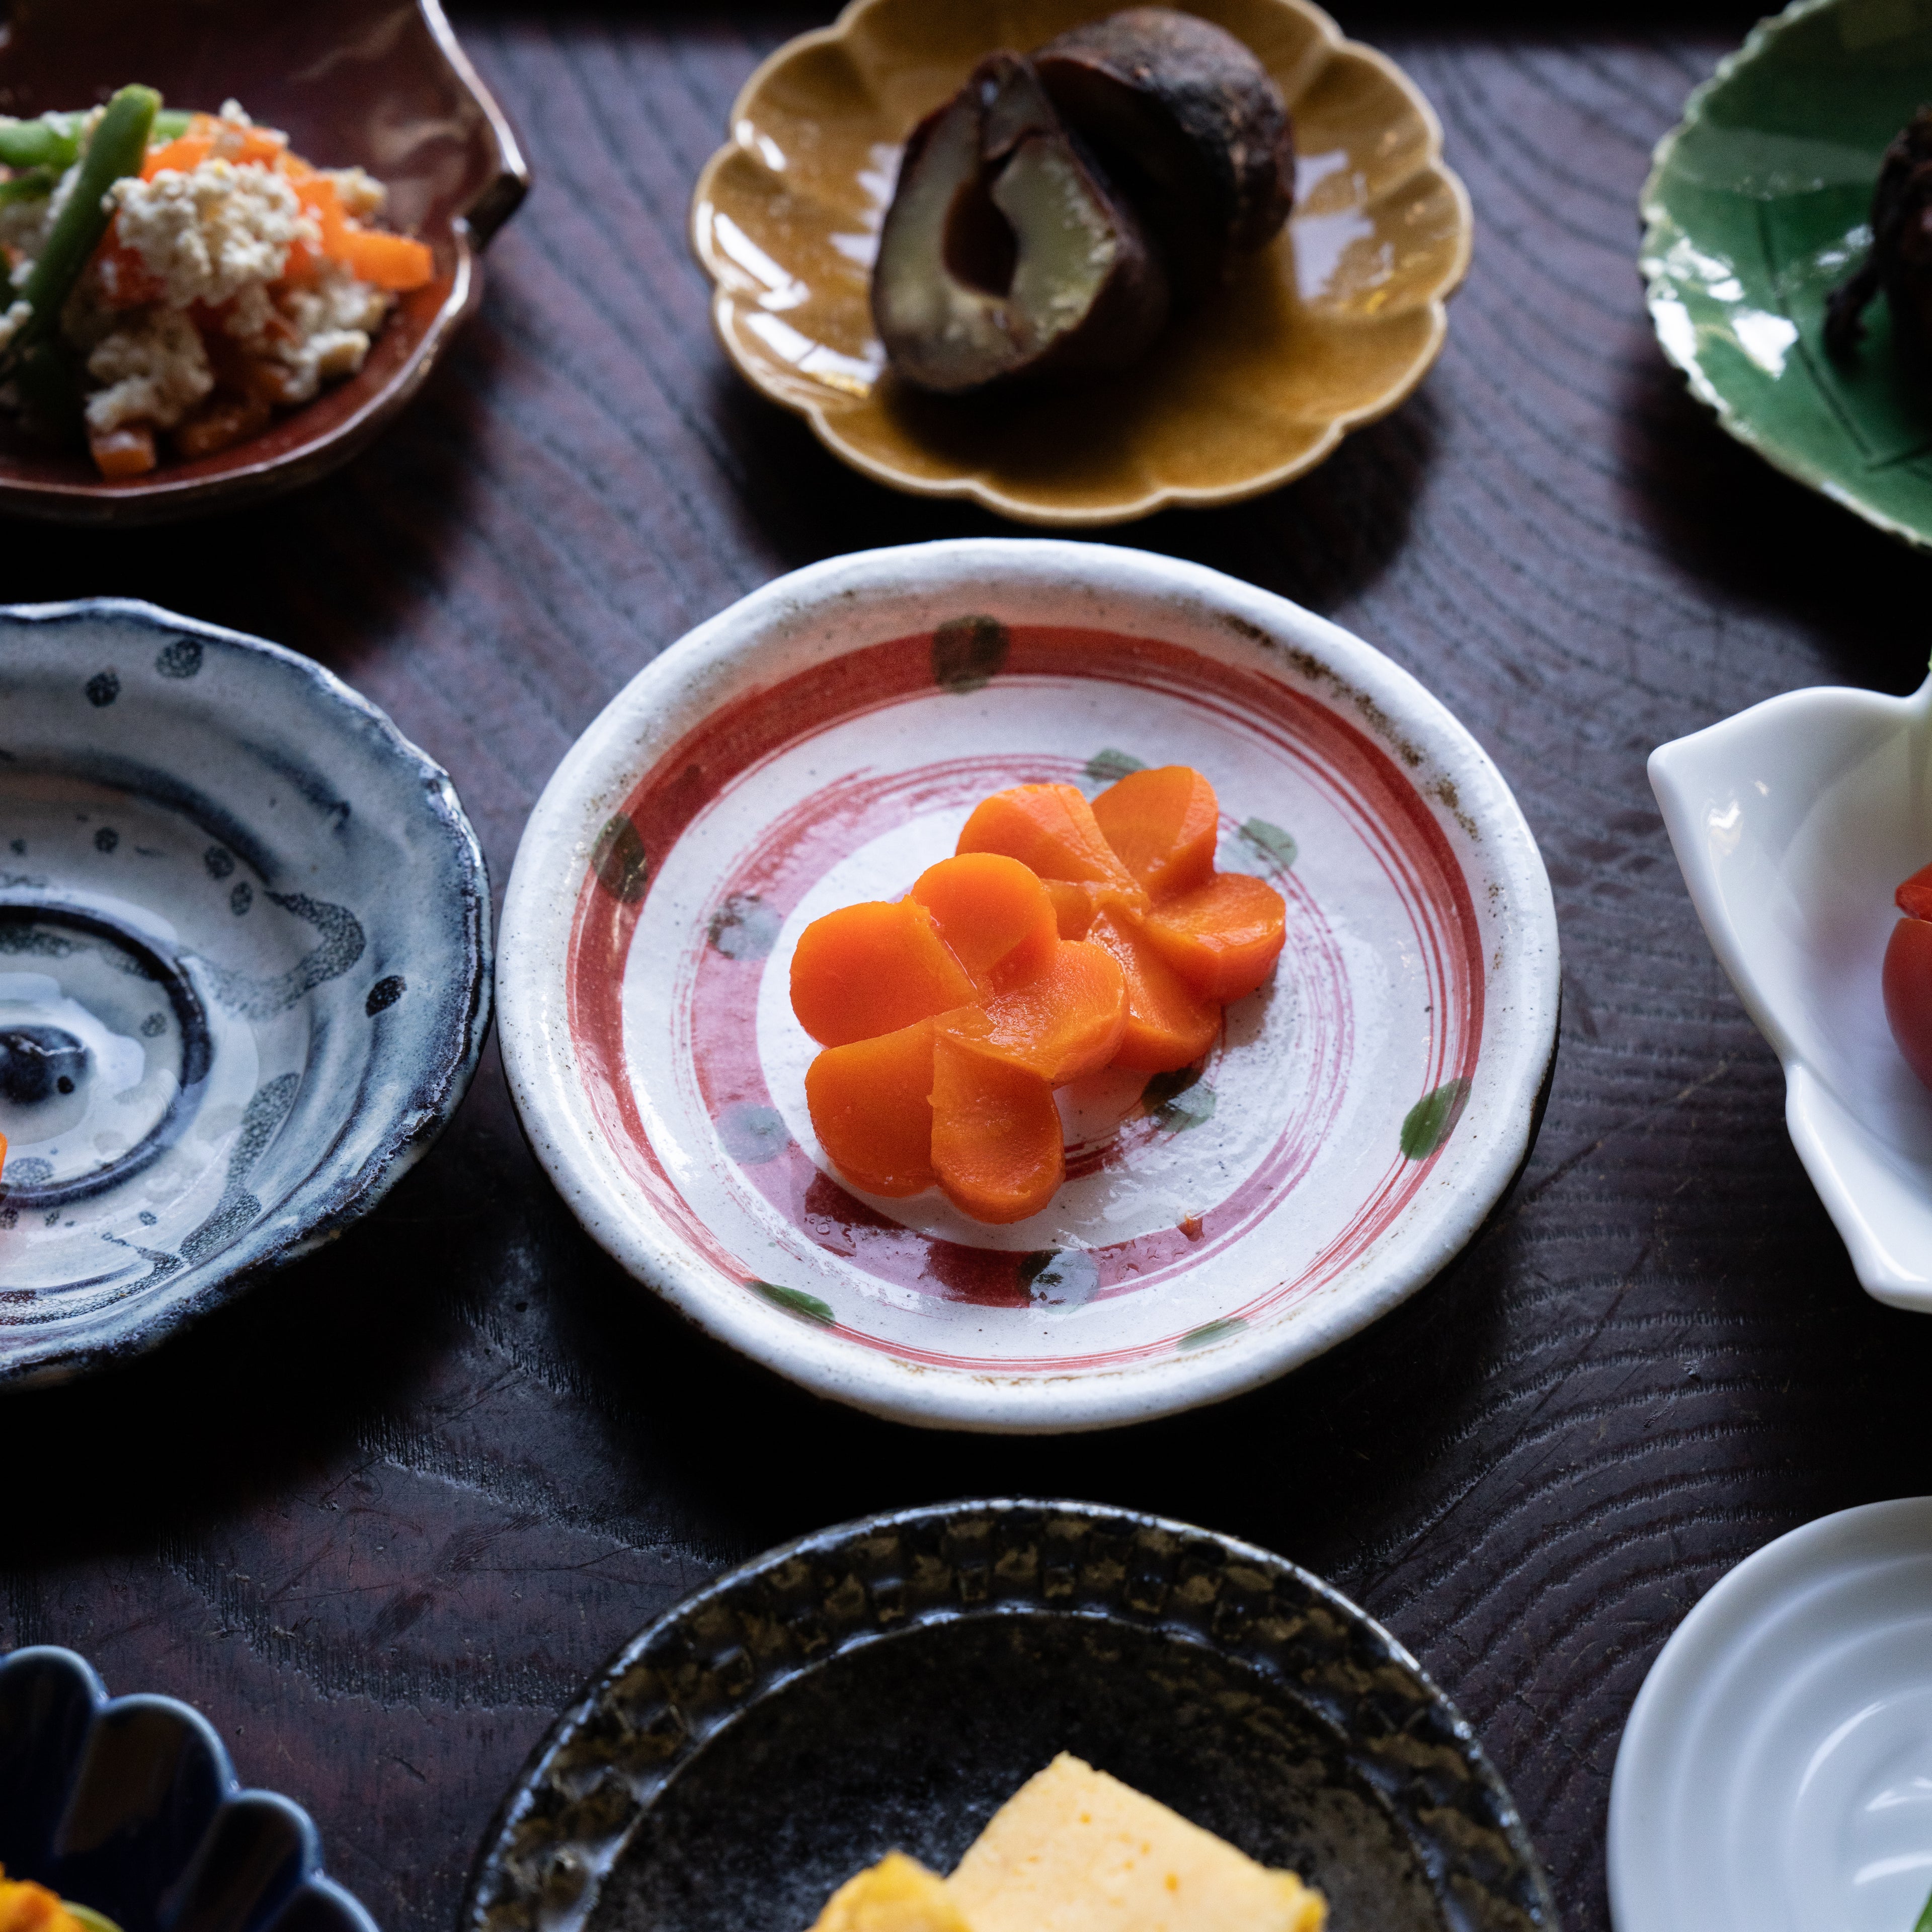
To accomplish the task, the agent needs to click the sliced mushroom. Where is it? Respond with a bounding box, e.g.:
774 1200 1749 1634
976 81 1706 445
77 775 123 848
871 52 1170 395
1034 7 1295 299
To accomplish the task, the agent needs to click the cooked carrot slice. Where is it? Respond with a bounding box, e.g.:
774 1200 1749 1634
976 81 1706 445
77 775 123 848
937 938 1126 1084
806 1018 938 1197
1042 878 1094 940
957 783 1143 897
173 389 272 461
1086 908 1221 1073
911 852 1058 990
1141 871 1287 1003
929 1035 1064 1223
88 424 157 478
1091 765 1220 900
141 133 211 179
789 898 976 1046
334 227 434 291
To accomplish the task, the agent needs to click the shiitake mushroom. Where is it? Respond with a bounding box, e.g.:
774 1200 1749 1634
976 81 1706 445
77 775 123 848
1034 7 1295 299
871 52 1170 395
1826 107 1932 366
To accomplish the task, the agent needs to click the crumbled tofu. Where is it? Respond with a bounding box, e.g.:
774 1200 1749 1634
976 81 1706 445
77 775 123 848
327 167 386 219
84 308 213 432
109 159 314 307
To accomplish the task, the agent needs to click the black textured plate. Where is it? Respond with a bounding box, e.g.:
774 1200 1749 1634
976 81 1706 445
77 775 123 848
463 1500 1558 1932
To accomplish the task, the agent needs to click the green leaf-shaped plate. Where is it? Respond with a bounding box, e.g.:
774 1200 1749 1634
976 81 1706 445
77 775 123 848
1640 0 1932 550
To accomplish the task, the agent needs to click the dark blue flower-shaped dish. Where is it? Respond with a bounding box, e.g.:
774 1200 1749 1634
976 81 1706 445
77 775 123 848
0 1646 376 1932
0 599 491 1385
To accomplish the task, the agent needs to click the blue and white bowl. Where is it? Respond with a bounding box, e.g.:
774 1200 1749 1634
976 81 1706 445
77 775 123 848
0 1645 376 1932
0 600 491 1383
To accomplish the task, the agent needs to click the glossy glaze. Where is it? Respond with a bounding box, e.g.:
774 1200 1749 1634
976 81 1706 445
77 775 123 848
0 0 527 525
1640 0 1932 550
497 539 1560 1432
463 1499 1556 1932
1651 673 1932 1306
688 0 1471 526
0 600 492 1384
0 1646 376 1932
1609 1498 1932 1932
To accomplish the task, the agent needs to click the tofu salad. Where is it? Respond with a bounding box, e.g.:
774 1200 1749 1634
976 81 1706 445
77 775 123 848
0 85 433 477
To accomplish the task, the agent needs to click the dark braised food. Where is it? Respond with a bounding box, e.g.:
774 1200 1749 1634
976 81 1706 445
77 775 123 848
1825 106 1932 363
871 52 1168 394
1035 7 1295 299
871 9 1294 395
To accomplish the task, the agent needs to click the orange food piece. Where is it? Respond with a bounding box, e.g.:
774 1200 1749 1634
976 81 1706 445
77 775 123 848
958 783 1143 900
140 132 212 180
1141 871 1287 1003
174 389 272 460
929 1034 1064 1223
1042 877 1094 940
1087 908 1221 1073
911 852 1057 989
0 1871 80 1932
1090 765 1220 899
805 1018 939 1197
333 226 434 291
937 938 1126 1083
790 898 977 1046
88 424 157 478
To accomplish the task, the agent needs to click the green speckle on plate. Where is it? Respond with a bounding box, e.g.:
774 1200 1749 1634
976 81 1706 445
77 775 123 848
931 614 1009 693
1179 1317 1247 1350
1085 748 1146 782
1639 0 1932 550
751 1279 834 1324
1239 817 1298 870
1401 1077 1471 1160
591 813 649 904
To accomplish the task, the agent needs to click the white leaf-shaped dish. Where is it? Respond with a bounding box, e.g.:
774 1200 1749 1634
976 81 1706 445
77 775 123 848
1651 674 1932 1304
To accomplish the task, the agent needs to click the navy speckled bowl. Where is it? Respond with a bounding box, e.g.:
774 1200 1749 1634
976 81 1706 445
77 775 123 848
0 1646 376 1932
464 1499 1558 1932
0 599 491 1383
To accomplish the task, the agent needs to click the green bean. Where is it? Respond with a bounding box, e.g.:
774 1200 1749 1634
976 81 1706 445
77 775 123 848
0 170 55 205
0 112 83 171
152 109 192 140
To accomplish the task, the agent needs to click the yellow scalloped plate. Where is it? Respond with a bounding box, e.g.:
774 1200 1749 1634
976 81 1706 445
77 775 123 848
690 0 1471 526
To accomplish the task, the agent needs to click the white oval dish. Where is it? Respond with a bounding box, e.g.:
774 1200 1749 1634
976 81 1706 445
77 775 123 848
1608 1496 1932 1932
1651 675 1932 1307
497 540 1559 1432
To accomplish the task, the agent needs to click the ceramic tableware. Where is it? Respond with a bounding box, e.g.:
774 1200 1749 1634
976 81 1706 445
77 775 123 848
0 599 491 1384
463 1499 1557 1932
497 539 1560 1433
0 1644 376 1932
0 0 527 525
689 0 1471 526
1640 0 1932 550
1651 674 1932 1306
1608 1497 1932 1932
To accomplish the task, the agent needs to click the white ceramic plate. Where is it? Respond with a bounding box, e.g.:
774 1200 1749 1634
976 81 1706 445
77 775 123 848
498 540 1559 1432
1652 675 1932 1307
1609 1497 1932 1932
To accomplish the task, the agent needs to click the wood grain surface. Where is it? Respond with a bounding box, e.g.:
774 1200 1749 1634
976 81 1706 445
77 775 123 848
5 7 1930 1931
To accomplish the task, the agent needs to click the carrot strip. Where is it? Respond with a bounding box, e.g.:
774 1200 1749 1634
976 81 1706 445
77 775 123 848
332 226 433 291
88 423 157 477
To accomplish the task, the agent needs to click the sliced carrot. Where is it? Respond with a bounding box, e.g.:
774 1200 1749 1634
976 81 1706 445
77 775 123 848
226 125 288 168
1043 878 1094 941
173 389 272 461
88 424 157 478
94 229 164 306
910 852 1057 991
957 783 1143 900
333 226 433 291
1091 765 1220 900
1086 908 1221 1073
937 939 1126 1084
141 133 211 179
789 898 976 1047
806 1018 938 1197
1141 871 1287 1003
929 1035 1064 1224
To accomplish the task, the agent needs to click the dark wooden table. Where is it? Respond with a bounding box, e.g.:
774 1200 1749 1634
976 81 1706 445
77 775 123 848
5 6 1928 1928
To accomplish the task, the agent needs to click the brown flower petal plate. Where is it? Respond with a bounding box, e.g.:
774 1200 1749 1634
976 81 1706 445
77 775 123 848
0 0 527 525
689 0 1471 526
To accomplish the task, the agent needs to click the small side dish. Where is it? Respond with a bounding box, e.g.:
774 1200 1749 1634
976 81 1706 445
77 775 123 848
872 9 1293 395
793 768 1286 1223
1884 860 1932 1089
813 1754 1326 1932
0 89 433 477
1826 107 1932 367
